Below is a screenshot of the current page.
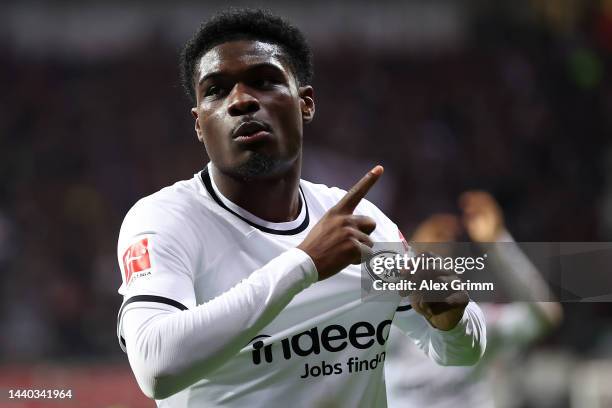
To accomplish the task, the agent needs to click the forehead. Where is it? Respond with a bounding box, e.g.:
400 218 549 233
196 40 289 82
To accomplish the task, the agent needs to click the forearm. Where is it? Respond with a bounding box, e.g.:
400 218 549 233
427 301 487 366
121 248 317 399
487 230 554 301
486 231 563 328
394 301 486 366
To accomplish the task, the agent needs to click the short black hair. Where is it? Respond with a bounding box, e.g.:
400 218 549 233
180 8 314 104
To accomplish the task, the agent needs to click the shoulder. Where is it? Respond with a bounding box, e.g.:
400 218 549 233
119 176 209 247
301 179 400 241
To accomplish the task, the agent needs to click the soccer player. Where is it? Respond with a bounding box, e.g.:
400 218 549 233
385 191 563 408
116 9 486 407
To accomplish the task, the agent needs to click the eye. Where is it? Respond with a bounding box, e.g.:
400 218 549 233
204 83 232 98
252 78 277 89
204 85 225 97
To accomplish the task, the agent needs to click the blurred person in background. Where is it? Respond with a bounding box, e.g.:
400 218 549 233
385 191 563 408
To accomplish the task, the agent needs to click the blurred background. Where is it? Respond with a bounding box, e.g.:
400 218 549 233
0 0 611 406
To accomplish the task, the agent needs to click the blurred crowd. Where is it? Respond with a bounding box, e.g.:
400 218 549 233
0 1 611 387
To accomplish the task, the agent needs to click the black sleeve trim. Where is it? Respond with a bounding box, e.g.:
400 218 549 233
118 295 188 347
396 304 413 312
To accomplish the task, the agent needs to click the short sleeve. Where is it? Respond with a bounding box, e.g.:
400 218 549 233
117 232 196 307
116 197 199 350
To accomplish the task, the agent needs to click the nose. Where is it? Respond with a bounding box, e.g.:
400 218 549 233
227 83 260 116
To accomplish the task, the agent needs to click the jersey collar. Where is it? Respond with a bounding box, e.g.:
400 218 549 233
199 164 310 235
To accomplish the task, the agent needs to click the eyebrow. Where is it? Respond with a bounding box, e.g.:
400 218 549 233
198 62 286 86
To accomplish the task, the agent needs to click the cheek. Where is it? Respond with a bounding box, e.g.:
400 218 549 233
200 109 228 144
273 96 303 134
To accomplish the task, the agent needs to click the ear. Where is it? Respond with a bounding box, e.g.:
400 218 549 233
191 107 204 143
298 86 315 124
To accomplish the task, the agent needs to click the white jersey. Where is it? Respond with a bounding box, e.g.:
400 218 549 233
116 163 486 408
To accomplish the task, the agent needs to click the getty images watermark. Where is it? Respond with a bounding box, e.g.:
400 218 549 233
361 242 612 302
362 246 494 295
364 250 494 292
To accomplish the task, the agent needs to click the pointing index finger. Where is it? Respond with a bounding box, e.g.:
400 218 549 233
335 165 384 213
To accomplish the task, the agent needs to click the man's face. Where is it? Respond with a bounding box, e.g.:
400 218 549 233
191 40 314 179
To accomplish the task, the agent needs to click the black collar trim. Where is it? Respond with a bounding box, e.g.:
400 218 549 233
199 167 310 235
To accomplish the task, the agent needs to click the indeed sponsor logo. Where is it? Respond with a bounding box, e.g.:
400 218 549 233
249 320 392 365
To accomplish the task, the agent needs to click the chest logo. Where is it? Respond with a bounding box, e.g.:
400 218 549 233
248 319 391 365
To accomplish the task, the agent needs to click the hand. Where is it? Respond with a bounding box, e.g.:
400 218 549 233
410 214 462 243
459 191 505 242
408 253 469 330
409 214 461 258
298 166 383 280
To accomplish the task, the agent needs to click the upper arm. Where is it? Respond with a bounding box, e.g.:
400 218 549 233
116 199 199 351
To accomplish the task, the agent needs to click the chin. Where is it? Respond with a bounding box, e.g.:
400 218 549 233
232 152 282 180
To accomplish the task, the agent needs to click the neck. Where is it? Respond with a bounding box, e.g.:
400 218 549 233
210 159 302 223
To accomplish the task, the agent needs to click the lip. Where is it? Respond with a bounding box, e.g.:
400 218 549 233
232 120 271 138
234 130 272 144
232 120 273 145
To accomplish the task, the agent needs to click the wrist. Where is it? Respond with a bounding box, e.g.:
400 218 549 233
292 247 319 283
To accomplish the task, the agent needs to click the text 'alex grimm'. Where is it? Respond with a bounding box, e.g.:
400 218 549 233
372 279 495 292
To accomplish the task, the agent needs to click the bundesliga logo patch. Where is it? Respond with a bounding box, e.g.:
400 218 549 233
123 238 152 284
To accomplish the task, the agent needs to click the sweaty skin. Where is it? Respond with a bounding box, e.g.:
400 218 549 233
191 40 314 222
